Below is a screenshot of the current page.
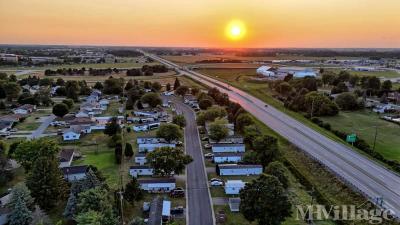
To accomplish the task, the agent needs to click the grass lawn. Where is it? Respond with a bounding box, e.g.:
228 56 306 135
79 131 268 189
101 100 121 116
14 109 52 131
326 68 400 78
321 110 400 161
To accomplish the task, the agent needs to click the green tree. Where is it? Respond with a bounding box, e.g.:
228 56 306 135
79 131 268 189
125 143 134 158
147 147 193 176
235 113 254 133
331 82 348 94
156 124 182 143
199 98 213 110
151 82 162 92
335 93 360 110
304 91 339 116
175 86 189 96
8 183 34 209
0 142 12 185
75 210 103 225
381 80 392 92
52 103 69 118
276 82 292 96
26 155 68 209
4 82 21 101
104 117 121 136
14 139 60 171
124 177 144 205
253 135 279 168
196 105 227 125
321 72 336 86
166 83 171 91
173 78 181 90
191 87 200 96
8 195 32 225
265 161 289 189
129 217 146 225
208 118 229 141
172 115 186 128
240 174 291 225
103 77 124 95
93 82 104 90
349 75 360 87
62 98 74 109
140 92 162 108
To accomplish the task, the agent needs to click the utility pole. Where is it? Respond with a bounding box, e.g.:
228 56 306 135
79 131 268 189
372 125 378 151
310 98 315 118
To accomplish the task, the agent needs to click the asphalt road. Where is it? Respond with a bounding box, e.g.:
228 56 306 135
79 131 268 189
29 114 56 140
145 51 400 217
170 97 215 225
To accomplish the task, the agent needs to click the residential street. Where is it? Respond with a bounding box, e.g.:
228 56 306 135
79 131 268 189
29 114 56 140
170 97 215 225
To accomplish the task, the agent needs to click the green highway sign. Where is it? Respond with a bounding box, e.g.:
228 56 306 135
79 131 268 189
346 134 357 143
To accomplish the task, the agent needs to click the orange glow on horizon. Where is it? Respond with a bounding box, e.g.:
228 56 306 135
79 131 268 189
0 0 399 48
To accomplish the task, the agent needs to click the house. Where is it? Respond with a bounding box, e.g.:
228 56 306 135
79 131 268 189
209 135 244 144
99 99 110 110
133 122 161 132
62 127 81 141
69 117 94 126
138 143 176 153
184 94 197 104
12 104 36 115
62 165 88 181
162 200 171 223
59 148 75 168
133 110 159 119
75 111 90 118
94 116 124 126
138 178 176 192
137 136 167 144
213 152 244 164
256 66 276 77
228 198 241 212
225 180 246 195
217 164 263 176
135 153 147 165
211 144 245 153
129 165 154 177
127 117 156 124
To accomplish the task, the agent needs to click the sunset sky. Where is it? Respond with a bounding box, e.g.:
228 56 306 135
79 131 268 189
1 0 400 48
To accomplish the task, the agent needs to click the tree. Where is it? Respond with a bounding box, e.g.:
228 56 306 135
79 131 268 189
304 92 339 116
0 142 12 186
199 98 213 110
140 92 162 108
52 103 69 118
265 161 289 189
196 105 227 125
125 143 134 158
172 115 186 128
4 82 21 101
56 78 65 86
103 77 124 95
93 82 104 90
75 210 103 225
208 118 229 141
381 80 392 92
0 84 6 99
335 93 360 110
240 174 291 225
8 195 32 225
76 188 118 225
31 205 51 225
151 82 162 92
62 98 74 109
331 82 348 94
253 135 279 168
147 147 193 176
124 177 144 205
104 117 121 136
14 139 60 171
129 217 146 225
156 124 182 143
166 83 171 91
235 113 254 133
367 76 381 93
26 155 68 209
173 78 181 90
8 183 34 209
65 80 80 101
63 192 78 219
349 75 360 87
276 82 292 96
125 80 134 91
191 87 200 96
175 86 189 96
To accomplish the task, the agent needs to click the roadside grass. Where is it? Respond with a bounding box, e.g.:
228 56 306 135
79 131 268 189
321 110 400 161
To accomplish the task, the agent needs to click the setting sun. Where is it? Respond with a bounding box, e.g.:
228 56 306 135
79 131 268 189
226 20 246 41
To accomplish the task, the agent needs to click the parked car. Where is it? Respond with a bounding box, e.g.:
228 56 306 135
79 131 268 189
204 153 213 159
201 136 209 141
176 141 183 146
171 206 184 215
204 144 211 149
210 178 224 183
210 180 224 186
170 187 185 198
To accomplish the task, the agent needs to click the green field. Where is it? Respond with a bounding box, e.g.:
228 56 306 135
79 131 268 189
321 110 400 161
326 68 400 78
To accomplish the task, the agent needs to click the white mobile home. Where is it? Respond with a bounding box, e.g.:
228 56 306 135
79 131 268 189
133 110 159 119
133 122 161 132
135 153 148 165
213 152 244 164
138 143 176 153
209 135 244 144
217 164 263 176
129 165 154 177
212 144 245 153
225 180 246 195
138 178 176 193
137 137 167 144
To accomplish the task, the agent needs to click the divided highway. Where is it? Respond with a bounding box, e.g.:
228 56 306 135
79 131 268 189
142 50 400 217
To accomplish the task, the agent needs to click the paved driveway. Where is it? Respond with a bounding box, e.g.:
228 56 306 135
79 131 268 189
29 114 56 140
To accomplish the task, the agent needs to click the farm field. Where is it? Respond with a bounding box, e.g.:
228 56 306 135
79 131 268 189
326 68 400 78
321 110 400 161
